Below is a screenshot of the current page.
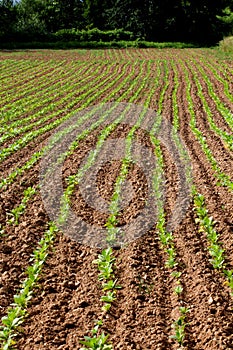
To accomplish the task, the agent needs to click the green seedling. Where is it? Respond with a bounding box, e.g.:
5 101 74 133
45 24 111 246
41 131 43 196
209 244 225 269
101 291 116 304
7 187 36 225
166 248 178 268
171 271 182 279
0 224 5 238
102 279 121 291
223 270 233 295
194 193 226 270
0 223 58 349
80 332 113 350
174 285 183 295
171 307 189 345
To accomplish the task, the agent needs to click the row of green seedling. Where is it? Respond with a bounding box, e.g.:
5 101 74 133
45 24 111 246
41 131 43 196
0 62 104 141
199 57 233 106
193 192 233 297
0 59 52 91
0 61 130 162
0 58 137 189
0 60 79 111
0 59 148 348
152 61 193 346
0 222 58 350
150 134 189 348
0 61 103 132
80 248 120 350
181 60 233 191
6 186 37 225
187 60 233 149
190 58 233 132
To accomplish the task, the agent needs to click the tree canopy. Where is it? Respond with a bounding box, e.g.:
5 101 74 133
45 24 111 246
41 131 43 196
1 0 233 44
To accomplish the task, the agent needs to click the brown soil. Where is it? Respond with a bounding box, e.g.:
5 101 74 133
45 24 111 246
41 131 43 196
0 49 233 350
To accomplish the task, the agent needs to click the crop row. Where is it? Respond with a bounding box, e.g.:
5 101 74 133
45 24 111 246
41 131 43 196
150 60 192 344
0 61 131 162
181 60 233 191
0 60 158 345
0 60 76 108
0 58 171 348
0 60 46 85
171 59 233 298
0 61 102 128
186 60 233 150
0 60 141 190
0 60 57 96
0 62 105 142
191 59 233 132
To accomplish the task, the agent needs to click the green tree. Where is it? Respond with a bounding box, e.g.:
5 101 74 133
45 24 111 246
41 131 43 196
15 0 47 38
104 0 150 38
0 0 17 39
44 0 84 31
83 0 108 29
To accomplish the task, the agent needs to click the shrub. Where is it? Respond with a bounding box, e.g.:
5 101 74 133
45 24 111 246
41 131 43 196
219 36 233 52
53 28 135 42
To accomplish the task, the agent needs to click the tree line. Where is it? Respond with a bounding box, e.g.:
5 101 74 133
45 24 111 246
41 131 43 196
1 0 233 45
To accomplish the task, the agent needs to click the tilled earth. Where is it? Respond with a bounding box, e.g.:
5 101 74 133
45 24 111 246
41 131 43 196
0 48 233 350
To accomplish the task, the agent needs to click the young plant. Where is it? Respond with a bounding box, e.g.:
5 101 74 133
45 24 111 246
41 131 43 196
171 307 189 346
7 186 36 225
0 223 58 349
80 332 113 350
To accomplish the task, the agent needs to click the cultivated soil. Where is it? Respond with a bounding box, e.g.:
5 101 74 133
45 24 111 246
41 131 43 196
0 48 232 350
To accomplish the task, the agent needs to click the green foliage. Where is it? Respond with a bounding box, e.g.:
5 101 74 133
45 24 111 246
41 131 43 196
54 28 135 42
223 270 233 296
1 0 233 45
182 59 233 191
7 186 36 225
171 307 189 345
93 248 115 281
0 0 17 38
219 36 233 52
193 192 233 297
0 223 58 349
80 332 113 350
194 193 225 269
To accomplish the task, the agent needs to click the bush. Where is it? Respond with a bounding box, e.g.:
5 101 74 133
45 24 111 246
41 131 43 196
53 28 135 42
219 36 233 52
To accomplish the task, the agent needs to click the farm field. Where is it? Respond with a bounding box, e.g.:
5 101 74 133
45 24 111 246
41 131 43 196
0 48 233 350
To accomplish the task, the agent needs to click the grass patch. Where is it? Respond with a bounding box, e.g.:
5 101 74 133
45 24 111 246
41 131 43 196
219 36 233 53
0 40 198 50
